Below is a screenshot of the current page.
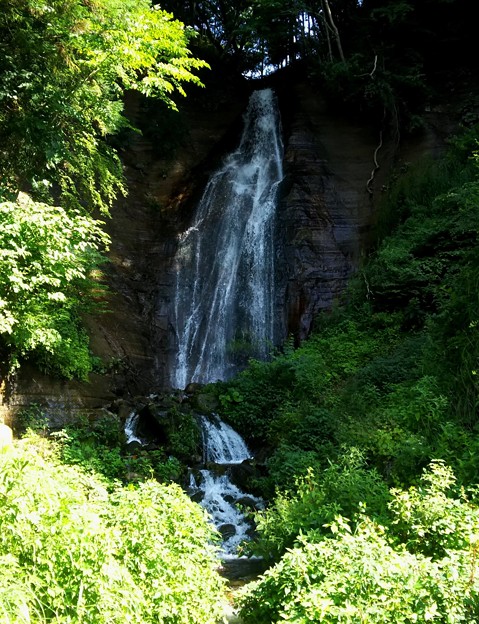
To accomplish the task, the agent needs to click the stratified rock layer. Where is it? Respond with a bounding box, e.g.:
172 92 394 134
276 82 382 341
1 76 448 421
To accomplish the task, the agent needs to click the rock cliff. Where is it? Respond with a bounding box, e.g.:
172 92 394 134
1 75 448 423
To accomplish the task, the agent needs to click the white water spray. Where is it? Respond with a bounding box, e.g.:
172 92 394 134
190 414 262 557
171 89 284 388
124 411 143 445
200 415 252 464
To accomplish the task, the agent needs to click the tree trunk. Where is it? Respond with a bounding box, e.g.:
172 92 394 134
322 0 345 62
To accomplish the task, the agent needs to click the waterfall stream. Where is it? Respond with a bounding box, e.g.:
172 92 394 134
124 411 143 445
123 408 262 557
171 88 284 388
189 414 263 557
199 415 251 464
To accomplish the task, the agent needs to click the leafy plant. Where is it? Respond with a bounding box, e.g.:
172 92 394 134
239 463 479 624
250 448 390 560
0 195 109 377
389 460 479 559
0 435 227 623
217 357 295 445
0 0 208 214
14 403 49 436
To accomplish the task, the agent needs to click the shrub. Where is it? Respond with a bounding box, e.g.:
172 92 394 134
239 463 479 624
389 460 479 559
0 195 108 378
250 448 390 560
0 436 227 623
218 357 295 444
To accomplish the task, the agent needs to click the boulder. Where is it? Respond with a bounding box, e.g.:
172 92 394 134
236 496 261 511
195 393 220 413
218 523 237 541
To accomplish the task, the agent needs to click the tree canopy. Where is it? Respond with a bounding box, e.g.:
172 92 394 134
0 0 207 376
0 0 208 213
159 0 474 75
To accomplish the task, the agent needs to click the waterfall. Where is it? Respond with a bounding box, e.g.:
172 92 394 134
124 411 143 445
171 88 284 388
199 415 251 464
189 414 263 557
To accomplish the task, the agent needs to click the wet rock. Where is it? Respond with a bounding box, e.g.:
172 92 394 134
219 557 268 583
136 403 168 444
195 393 220 413
185 382 203 395
140 403 168 423
229 461 258 491
126 440 143 453
219 524 237 541
205 462 228 476
114 400 135 422
190 490 204 504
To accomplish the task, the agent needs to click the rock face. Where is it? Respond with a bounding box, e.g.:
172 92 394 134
1 75 448 421
275 82 381 341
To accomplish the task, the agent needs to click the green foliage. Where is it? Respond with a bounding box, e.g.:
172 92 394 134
164 406 201 462
373 154 470 240
316 48 427 130
52 413 184 484
218 357 295 444
0 0 208 214
363 128 479 428
137 99 188 159
217 314 398 449
389 461 479 559
289 316 398 402
239 463 479 624
0 436 227 623
339 375 449 483
15 403 49 436
0 194 108 377
250 448 390 560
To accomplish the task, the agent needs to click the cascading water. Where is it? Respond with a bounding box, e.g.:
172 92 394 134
199 415 251 464
124 411 143 445
171 88 284 389
189 414 263 557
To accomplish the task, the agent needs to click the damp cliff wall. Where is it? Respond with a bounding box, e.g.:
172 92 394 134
0 75 449 423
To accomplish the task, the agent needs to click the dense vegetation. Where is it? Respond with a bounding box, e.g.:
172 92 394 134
0 434 226 623
207 122 479 620
2 0 479 621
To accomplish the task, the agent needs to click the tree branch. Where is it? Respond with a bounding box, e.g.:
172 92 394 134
366 129 383 195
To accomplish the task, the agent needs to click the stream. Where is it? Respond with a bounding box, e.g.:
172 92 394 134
188 414 263 558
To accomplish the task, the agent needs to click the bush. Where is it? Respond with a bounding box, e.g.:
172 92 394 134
218 357 295 445
0 195 108 378
0 436 227 623
389 460 479 559
250 448 390 560
239 463 479 624
52 414 185 484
